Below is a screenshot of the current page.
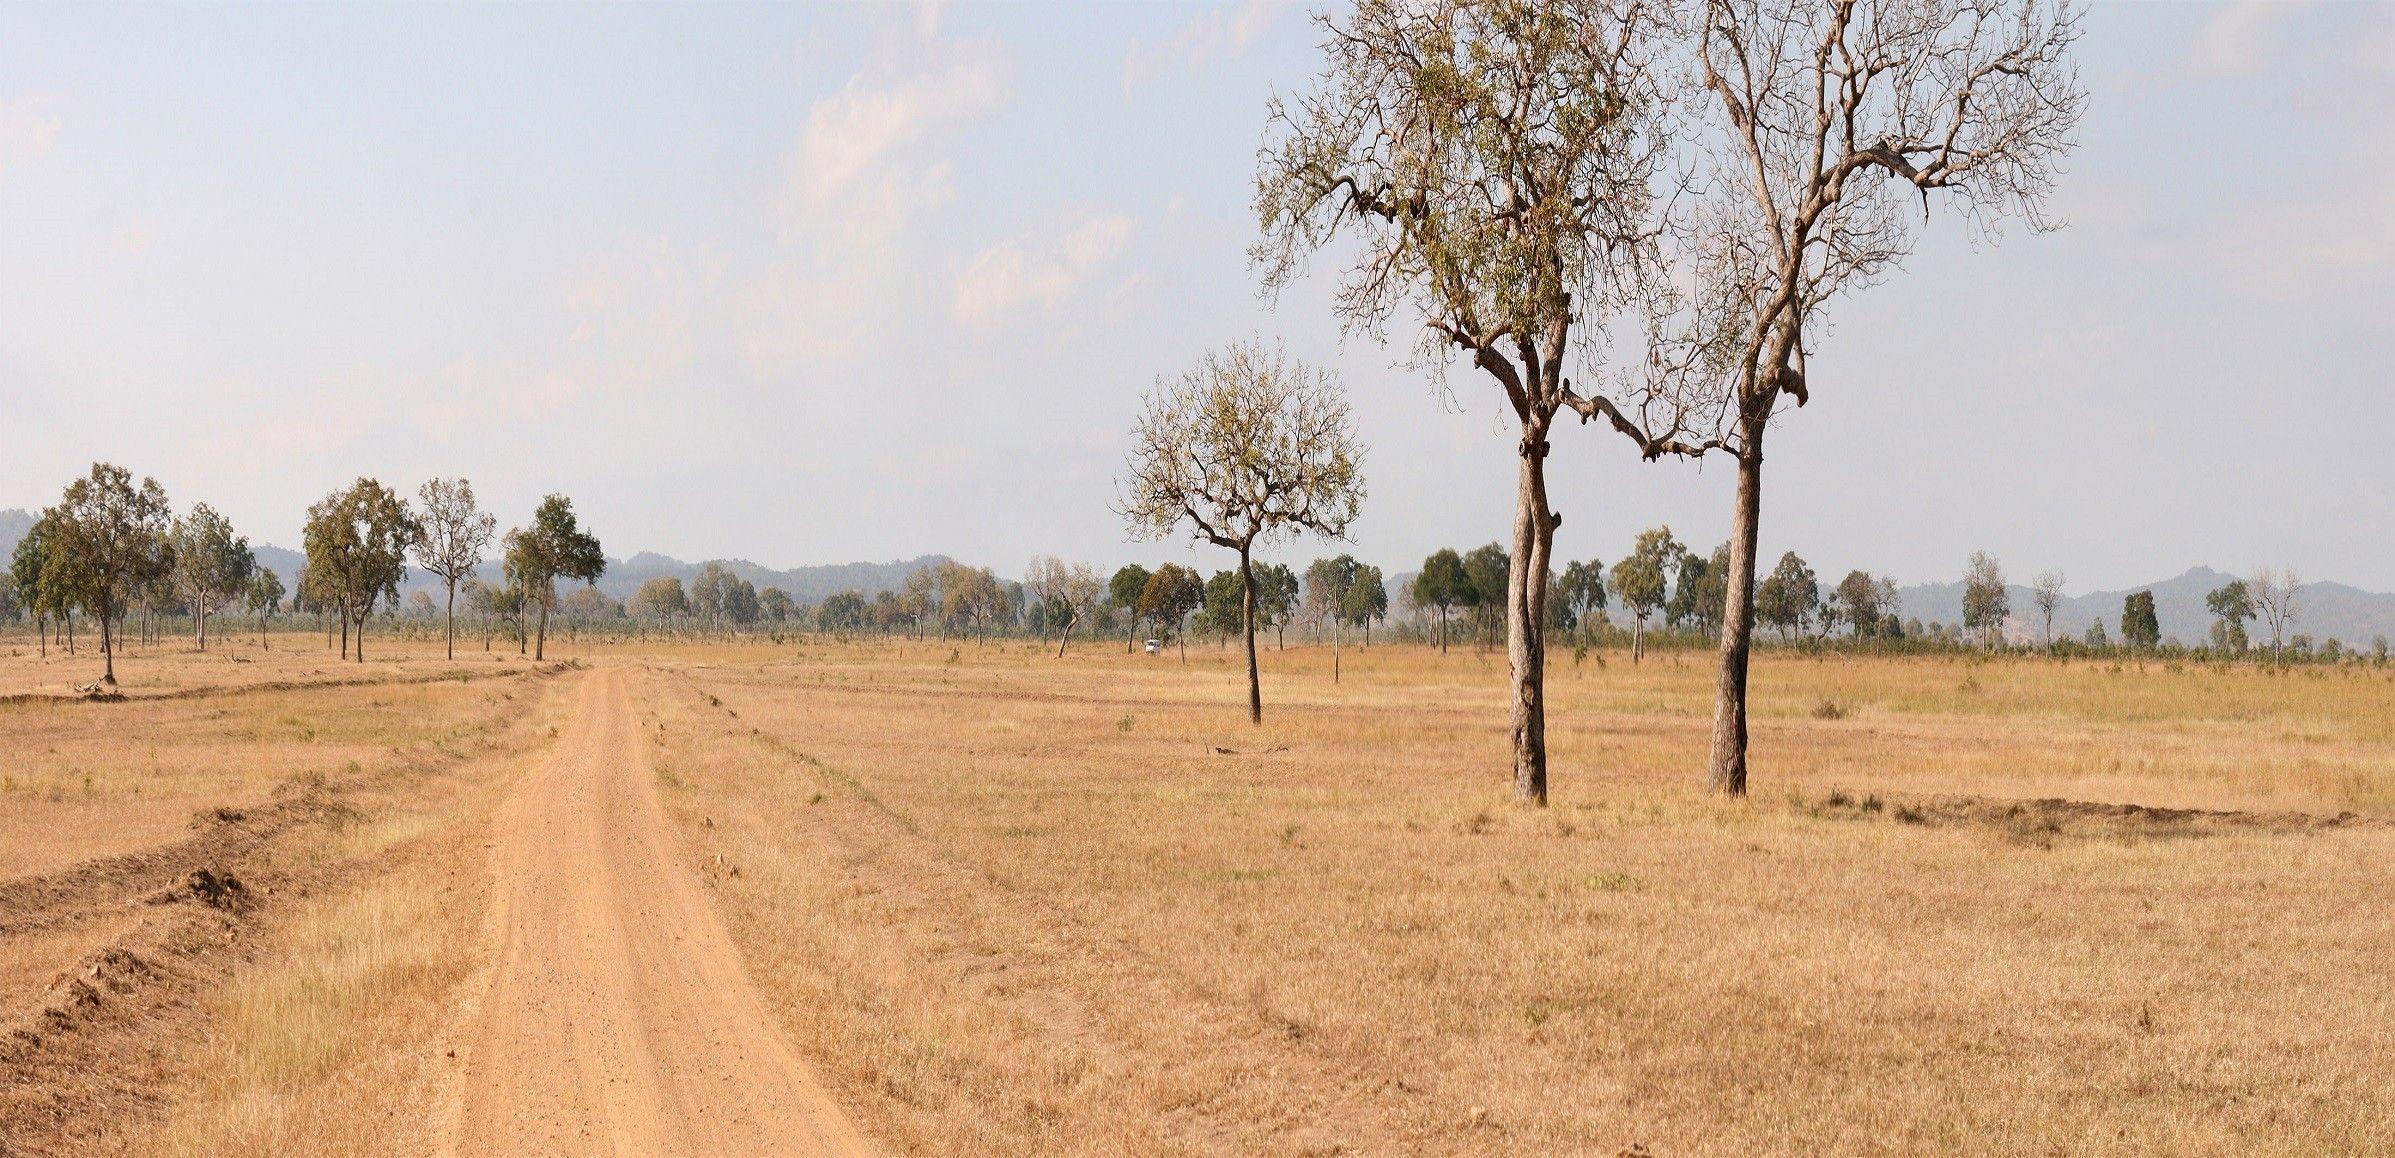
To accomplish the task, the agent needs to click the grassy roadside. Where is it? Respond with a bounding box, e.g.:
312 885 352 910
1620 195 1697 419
79 672 578 1156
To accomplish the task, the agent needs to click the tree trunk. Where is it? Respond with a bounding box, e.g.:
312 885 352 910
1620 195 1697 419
1706 437 1766 797
1054 610 1076 659
1506 432 1554 806
445 583 457 660
354 608 367 662
1240 547 1261 724
196 599 208 652
536 600 549 661
100 607 116 684
340 608 351 660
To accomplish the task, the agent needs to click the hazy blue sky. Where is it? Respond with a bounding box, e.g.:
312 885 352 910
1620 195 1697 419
3 1 2388 593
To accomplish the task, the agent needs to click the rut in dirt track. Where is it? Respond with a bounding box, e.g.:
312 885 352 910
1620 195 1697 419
443 666 867 1157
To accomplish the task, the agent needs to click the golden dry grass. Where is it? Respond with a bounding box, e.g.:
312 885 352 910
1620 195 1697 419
0 636 575 1156
649 638 2395 1155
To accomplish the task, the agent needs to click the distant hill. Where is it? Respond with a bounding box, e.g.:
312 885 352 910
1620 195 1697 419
0 508 31 563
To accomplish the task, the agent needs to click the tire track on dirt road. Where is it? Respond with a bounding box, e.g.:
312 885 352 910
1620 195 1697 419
442 666 867 1156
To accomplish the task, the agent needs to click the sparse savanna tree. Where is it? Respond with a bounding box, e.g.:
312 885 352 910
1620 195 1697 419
1138 564 1205 663
1255 562 1300 649
302 478 418 664
1303 555 1361 683
2120 590 2161 650
1611 528 1680 662
1027 556 1104 657
47 463 175 684
1202 570 1245 647
1961 551 2009 650
1414 549 1469 654
1832 570 1881 640
1638 0 2085 794
1119 341 1366 722
1559 560 1608 646
759 587 795 624
1259 0 1676 805
1343 564 1388 645
1108 564 1152 652
2205 579 2253 652
505 495 605 661
11 513 74 658
630 576 690 624
2249 567 2301 662
413 477 498 660
1460 543 1510 649
246 567 285 649
1755 551 1819 641
2030 571 2066 648
168 502 254 653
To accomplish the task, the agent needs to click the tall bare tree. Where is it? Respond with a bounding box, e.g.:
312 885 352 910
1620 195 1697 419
1120 342 1365 721
169 502 254 652
2030 570 2066 647
1258 0 1681 804
1026 556 1105 658
1632 0 2085 794
413 477 498 660
47 463 174 685
2250 566 2302 662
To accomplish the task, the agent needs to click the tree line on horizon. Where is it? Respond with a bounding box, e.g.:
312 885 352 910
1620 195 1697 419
8 462 602 683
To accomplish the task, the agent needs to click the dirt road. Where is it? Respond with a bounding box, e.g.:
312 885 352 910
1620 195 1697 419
443 667 868 1156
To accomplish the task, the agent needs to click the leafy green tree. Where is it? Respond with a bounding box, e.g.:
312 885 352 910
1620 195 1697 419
1558 559 1607 644
819 590 868 632
1831 570 1882 640
1666 551 1711 629
1254 562 1300 649
1202 569 1245 645
1341 564 1387 643
1138 564 1205 662
1610 528 1680 661
1119 340 1366 721
2083 619 2108 647
1961 551 2009 649
11 513 74 657
2121 590 2161 650
246 567 285 649
1460 543 1510 647
759 587 795 623
1413 548 1469 653
2206 579 2253 653
303 478 419 664
49 463 176 683
412 478 497 660
169 502 255 652
1756 552 1820 641
629 577 689 622
2371 636 2388 665
1109 564 1152 653
505 494 605 661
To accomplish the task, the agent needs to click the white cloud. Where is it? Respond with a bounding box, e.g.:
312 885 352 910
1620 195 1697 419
0 98 60 179
952 214 1135 328
2190 0 2307 78
748 16 1012 369
1123 0 1293 90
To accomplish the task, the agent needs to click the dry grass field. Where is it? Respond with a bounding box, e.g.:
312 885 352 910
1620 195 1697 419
3 631 2391 1154
657 639 2395 1155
